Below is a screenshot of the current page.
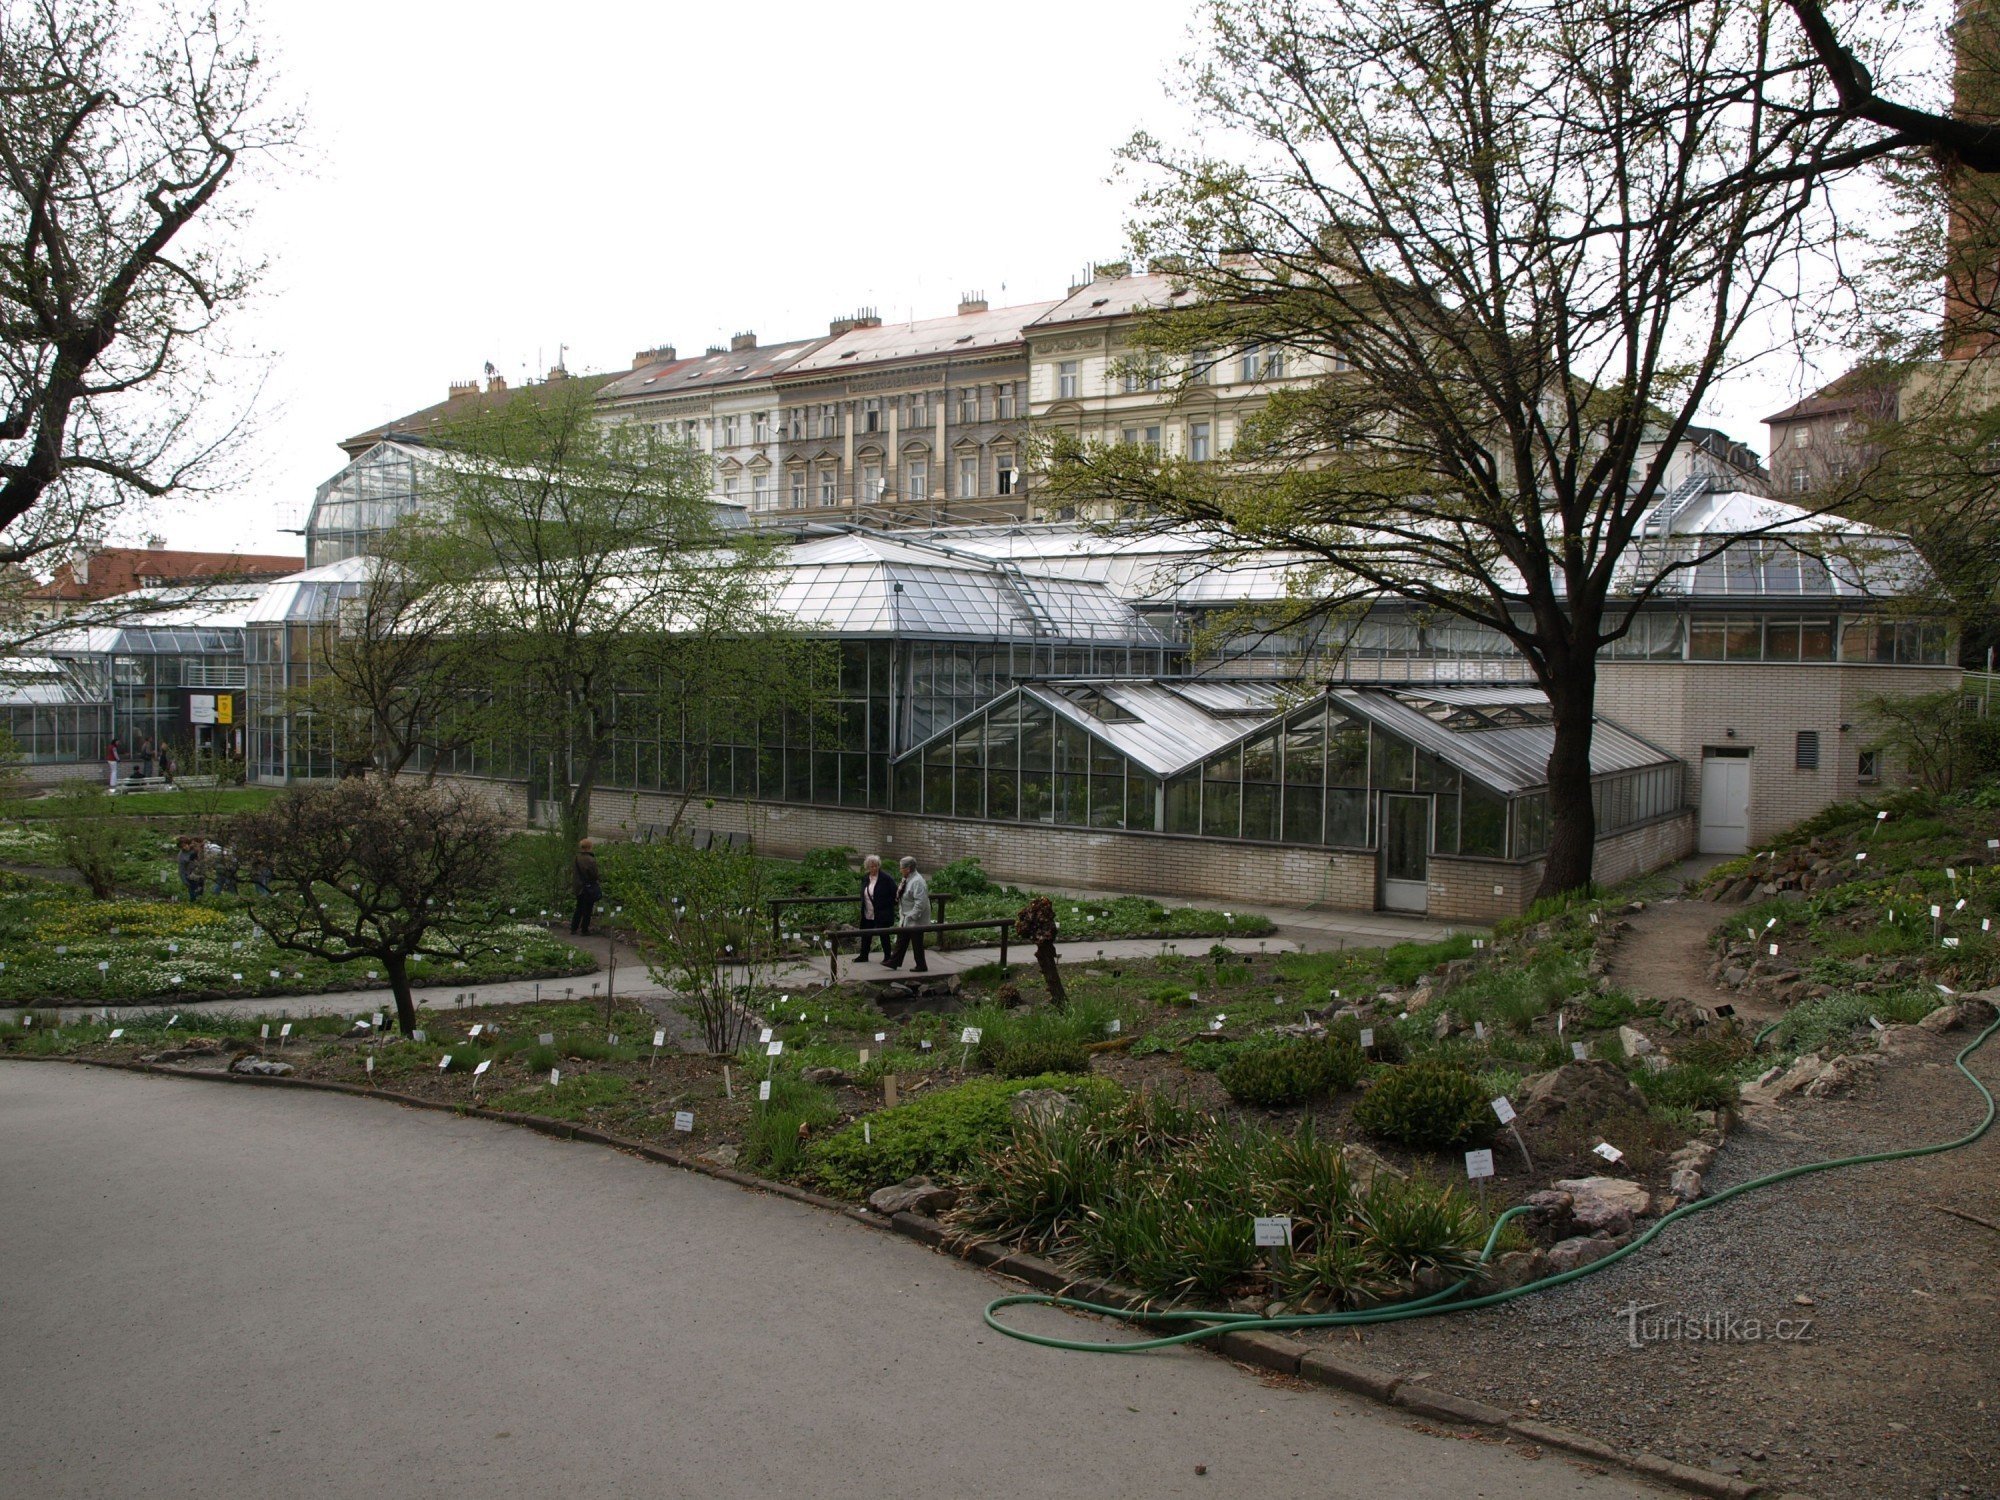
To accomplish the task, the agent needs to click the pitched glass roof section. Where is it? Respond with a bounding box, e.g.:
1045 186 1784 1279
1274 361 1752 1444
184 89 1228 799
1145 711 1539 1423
40 583 264 657
896 677 1675 794
244 555 377 624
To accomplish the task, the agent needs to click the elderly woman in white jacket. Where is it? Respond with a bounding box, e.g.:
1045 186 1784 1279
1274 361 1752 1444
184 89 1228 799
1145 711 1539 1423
885 855 931 972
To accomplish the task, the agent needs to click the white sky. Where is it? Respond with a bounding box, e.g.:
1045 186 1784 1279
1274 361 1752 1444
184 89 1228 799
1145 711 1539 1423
151 0 1917 557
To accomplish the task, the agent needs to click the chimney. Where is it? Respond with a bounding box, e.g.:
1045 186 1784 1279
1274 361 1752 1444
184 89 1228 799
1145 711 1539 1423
852 306 882 330
958 291 988 315
546 365 569 382
632 345 676 369
706 344 726 356
731 331 757 352
448 379 478 401
486 373 507 393
829 316 856 336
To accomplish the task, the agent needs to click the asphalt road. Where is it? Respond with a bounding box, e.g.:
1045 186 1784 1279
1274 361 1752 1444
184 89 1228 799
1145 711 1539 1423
0 1065 1662 1499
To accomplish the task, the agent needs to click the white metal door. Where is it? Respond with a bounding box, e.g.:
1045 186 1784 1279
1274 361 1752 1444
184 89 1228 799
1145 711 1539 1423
1698 753 1751 854
1381 794 1430 912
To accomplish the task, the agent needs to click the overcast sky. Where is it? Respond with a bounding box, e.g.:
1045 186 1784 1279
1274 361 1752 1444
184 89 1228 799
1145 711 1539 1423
157 0 1892 558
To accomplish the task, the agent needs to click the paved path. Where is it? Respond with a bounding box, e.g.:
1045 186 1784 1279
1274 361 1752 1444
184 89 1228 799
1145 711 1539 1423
0 1064 1658 1499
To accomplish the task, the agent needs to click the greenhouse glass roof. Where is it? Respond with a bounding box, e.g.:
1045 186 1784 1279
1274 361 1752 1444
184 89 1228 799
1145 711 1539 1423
244 555 376 624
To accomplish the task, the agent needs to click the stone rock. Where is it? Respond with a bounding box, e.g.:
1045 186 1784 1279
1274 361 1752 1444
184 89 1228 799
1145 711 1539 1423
1545 1234 1619 1273
703 1144 740 1168
1431 1010 1458 1041
1874 1024 1927 1057
1666 1140 1717 1175
231 1056 293 1077
1920 997 2000 1033
1482 1248 1549 1291
1514 1061 1650 1134
1669 1166 1705 1202
1551 1176 1650 1235
801 1066 851 1086
1521 1188 1574 1223
1009 1088 1081 1130
1617 1025 1654 1058
868 1176 958 1216
1657 996 1711 1033
1339 1142 1405 1191
1408 981 1437 1010
1802 1052 1879 1098
1722 965 1749 987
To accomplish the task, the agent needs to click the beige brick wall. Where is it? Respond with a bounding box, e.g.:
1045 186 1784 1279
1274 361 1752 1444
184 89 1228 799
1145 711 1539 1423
440 779 1691 921
1598 663 1959 845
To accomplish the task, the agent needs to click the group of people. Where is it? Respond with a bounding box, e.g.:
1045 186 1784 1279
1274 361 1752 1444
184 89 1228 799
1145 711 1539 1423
175 836 265 901
104 737 178 790
857 854 931 971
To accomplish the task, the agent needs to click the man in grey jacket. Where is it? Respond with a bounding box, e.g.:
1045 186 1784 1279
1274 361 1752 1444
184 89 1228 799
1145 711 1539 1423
884 855 931 972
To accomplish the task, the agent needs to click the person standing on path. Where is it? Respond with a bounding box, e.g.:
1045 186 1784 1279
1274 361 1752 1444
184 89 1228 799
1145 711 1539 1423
104 738 120 790
856 854 898 963
570 838 601 936
885 855 930 972
175 836 205 901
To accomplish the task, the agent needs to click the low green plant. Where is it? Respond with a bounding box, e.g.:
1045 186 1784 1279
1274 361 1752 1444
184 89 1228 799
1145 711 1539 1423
1380 932 1477 986
1351 1059 1494 1150
1216 1035 1364 1107
488 1071 630 1121
1633 1062 1735 1112
742 1075 838 1175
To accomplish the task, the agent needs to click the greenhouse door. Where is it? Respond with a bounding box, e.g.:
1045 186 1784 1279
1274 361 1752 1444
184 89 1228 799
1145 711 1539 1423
1382 794 1430 912
1698 749 1752 854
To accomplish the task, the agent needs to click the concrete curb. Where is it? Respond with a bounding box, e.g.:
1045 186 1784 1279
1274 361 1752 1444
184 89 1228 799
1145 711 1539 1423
10 1054 1771 1499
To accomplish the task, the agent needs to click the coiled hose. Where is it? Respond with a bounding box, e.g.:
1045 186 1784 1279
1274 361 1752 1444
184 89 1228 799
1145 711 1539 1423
984 1012 1999 1351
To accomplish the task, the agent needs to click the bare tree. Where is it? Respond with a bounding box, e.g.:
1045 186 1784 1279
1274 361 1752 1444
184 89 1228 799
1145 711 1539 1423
0 0 298 568
1043 0 1888 896
231 779 506 1036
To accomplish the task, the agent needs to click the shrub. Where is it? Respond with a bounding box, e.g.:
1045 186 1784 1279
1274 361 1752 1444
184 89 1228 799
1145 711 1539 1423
1633 1062 1735 1113
984 1034 1091 1077
1352 1059 1494 1150
1380 932 1476 986
1329 1014 1407 1064
742 1075 838 1176
799 845 858 875
1216 1036 1364 1107
805 1073 1121 1197
928 856 998 897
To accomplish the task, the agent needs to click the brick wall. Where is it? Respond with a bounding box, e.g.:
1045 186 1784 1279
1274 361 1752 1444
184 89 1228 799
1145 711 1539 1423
440 779 1692 921
1598 663 1959 844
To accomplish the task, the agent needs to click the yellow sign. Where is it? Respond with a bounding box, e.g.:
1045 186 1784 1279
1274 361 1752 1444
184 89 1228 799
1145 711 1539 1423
215 694 234 725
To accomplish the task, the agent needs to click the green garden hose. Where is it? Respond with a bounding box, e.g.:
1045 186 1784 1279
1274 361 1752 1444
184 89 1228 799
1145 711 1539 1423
984 1012 1999 1352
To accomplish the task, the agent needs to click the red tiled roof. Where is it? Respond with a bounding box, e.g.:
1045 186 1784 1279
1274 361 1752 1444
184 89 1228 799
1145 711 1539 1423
25 547 304 602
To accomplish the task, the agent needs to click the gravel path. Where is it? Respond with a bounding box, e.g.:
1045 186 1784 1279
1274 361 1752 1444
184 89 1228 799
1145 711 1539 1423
1319 1026 2000 1498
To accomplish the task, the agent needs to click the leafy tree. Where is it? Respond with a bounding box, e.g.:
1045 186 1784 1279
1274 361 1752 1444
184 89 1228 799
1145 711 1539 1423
1042 0 1895 895
402 379 833 841
0 0 299 576
1860 687 2000 793
46 778 139 897
620 840 772 1056
230 779 506 1036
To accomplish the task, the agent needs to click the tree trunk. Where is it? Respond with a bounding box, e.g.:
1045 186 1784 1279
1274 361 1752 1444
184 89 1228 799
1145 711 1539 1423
1537 662 1599 900
1035 938 1068 1009
384 952 418 1037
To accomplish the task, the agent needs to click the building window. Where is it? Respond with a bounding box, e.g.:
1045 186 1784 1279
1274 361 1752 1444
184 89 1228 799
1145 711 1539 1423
789 469 806 507
906 459 929 503
957 387 977 424
1189 348 1212 384
997 382 1017 418
754 411 770 444
1793 426 1811 447
818 468 838 506
1057 361 1079 400
1789 468 1810 494
1857 748 1881 783
721 475 739 504
818 404 840 438
863 399 881 433
1240 348 1285 381
995 451 1015 494
958 455 978 498
909 393 930 427
1121 425 1162 450
751 472 771 509
721 415 738 447
861 461 883 502
1189 421 1211 462
683 420 699 444
1794 730 1820 770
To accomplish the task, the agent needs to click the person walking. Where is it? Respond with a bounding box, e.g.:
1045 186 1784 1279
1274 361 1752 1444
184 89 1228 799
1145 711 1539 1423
158 743 177 785
104 738 120 791
885 855 931 973
856 854 898 964
570 838 601 936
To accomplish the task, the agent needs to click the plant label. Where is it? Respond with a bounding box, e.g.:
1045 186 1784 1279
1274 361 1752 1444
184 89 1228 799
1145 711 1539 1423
374 1013 384 1030
864 1122 872 1145
1209 1018 1223 1032
1931 905 1943 919
469 1025 482 1038
365 1056 374 1075
673 1111 694 1133
1765 917 1777 930
1473 1021 1487 1041
1108 1019 1123 1035
1869 1016 1884 1031
97 960 108 973
1990 839 1999 850
919 1040 932 1052
1948 868 1958 881
1490 1096 1516 1125
1945 936 1962 948
539 1033 555 1047
1359 1027 1375 1048
607 1034 619 1047
1878 811 1890 821
766 1040 783 1057
260 1024 269 1039
758 1080 771 1102
1957 899 1968 911
108 1028 124 1039
473 1060 491 1077
1768 943 1779 957
279 1023 292 1039
550 1068 560 1086
859 1048 870 1065
1572 1041 1589 1061
1593 1142 1624 1163
413 1029 426 1043
1855 852 1867 862
167 1015 178 1027
883 1075 898 1106
960 1027 982 1046
1588 911 1599 925
439 1055 452 1070
1252 1215 1293 1248
653 1029 666 1049
1464 1149 1496 1180
874 1032 886 1043
759 1027 773 1044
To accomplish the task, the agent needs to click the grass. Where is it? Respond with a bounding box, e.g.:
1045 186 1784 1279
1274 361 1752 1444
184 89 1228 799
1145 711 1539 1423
0 787 280 820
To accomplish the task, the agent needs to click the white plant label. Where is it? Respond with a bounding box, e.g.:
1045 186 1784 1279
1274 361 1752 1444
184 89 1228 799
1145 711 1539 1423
168 1015 178 1027
1948 868 1958 881
652 1029 666 1049
1107 1019 1122 1035
607 1034 618 1047
863 1122 872 1145
412 1029 426 1043
97 961 108 973
539 1033 555 1047
758 1080 771 1101
874 1032 886 1043
673 1111 694 1133
374 1013 385 1030
279 1023 292 1039
260 1024 269 1039
1359 1028 1375 1048
439 1055 452 1070
366 1056 375 1074
1768 944 1779 957
1593 1142 1625 1163
759 1027 773 1044
473 1060 491 1077
1473 1021 1487 1041
1464 1148 1496 1180
919 1040 932 1051
1490 1096 1516 1125
959 1027 982 1045
1945 936 1962 948
1572 1041 1590 1061
766 1040 783 1057
1855 852 1867 862
108 1028 124 1039
550 1068 560 1086
1210 1018 1224 1032
1869 1016 1884 1031
1932 905 1943 919
469 1025 483 1038
1252 1215 1293 1248
1878 811 1890 821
